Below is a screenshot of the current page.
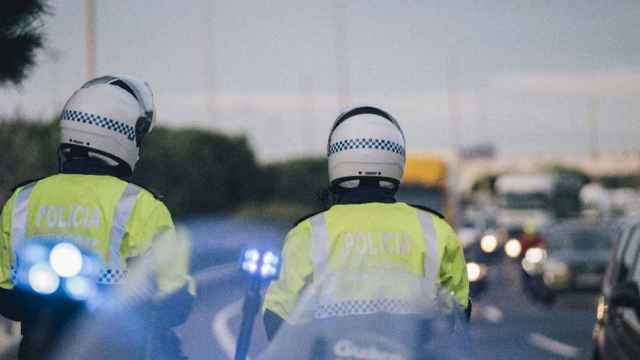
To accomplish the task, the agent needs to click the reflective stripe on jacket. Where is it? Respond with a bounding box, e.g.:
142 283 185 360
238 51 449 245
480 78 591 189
263 202 469 321
0 174 193 297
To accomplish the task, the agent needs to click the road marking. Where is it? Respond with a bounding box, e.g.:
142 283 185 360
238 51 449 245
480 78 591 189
528 332 580 358
195 262 237 284
212 297 247 360
194 262 248 359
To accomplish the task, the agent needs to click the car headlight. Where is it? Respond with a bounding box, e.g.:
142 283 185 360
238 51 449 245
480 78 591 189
525 247 546 264
467 262 488 282
480 235 498 253
521 247 547 275
504 238 522 258
543 259 570 289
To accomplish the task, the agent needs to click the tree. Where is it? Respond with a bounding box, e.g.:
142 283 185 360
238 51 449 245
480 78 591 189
0 1 49 85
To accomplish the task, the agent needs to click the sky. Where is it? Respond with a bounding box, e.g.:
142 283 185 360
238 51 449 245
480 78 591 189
1 0 639 162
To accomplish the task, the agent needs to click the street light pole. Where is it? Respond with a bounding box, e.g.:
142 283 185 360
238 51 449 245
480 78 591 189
84 0 96 81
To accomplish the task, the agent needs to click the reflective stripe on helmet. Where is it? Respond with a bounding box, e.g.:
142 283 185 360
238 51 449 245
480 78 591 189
328 138 405 156
416 211 440 285
61 109 136 141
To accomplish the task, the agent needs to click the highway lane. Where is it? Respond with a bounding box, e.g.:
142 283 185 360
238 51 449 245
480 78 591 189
470 259 598 360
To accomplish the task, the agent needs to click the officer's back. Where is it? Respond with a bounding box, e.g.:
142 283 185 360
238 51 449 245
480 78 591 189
263 106 470 341
0 76 194 360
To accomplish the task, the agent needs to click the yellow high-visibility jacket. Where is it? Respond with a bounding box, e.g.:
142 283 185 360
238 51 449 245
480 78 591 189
264 202 469 321
0 174 194 297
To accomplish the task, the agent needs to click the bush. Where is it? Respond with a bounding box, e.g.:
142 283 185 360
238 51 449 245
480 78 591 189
133 127 264 217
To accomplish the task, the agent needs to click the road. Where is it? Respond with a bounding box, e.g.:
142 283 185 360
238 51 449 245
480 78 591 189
172 217 599 360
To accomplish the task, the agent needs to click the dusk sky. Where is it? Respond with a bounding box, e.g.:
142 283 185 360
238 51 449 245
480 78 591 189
1 0 639 161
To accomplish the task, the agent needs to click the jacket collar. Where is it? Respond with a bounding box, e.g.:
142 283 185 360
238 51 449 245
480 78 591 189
332 185 397 205
60 158 129 179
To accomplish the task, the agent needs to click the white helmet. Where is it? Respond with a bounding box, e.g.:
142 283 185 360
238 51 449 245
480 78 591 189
59 75 156 175
328 106 406 189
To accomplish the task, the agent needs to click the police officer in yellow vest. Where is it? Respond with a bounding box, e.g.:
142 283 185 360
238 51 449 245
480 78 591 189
0 76 195 359
263 106 470 340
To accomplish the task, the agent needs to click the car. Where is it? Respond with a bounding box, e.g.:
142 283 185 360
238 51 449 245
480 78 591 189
592 218 640 359
457 214 496 298
520 219 614 305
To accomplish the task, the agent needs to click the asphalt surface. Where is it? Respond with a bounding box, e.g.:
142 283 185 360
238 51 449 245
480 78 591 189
174 217 600 360
470 258 597 360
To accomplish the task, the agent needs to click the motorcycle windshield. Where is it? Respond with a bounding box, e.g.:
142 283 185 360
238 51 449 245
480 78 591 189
260 269 471 360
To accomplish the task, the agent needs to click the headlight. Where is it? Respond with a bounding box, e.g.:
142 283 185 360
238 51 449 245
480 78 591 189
504 238 522 258
543 259 570 289
28 263 60 295
15 238 103 304
521 247 547 275
466 262 487 282
524 247 547 264
50 243 83 278
480 235 498 253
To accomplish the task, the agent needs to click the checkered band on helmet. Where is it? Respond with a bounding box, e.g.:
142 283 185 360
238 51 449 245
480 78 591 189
328 138 405 156
97 268 128 284
314 298 419 319
61 109 136 141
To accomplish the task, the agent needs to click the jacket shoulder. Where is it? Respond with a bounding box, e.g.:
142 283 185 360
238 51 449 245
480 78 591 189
292 208 328 227
407 204 445 220
10 176 48 192
129 181 164 200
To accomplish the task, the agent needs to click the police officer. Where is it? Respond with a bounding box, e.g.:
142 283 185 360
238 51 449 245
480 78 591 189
263 106 470 340
0 76 195 359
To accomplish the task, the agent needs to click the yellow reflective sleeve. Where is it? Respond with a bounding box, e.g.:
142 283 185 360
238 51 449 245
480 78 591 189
263 220 313 320
151 225 196 298
435 219 469 309
0 192 18 289
126 193 195 298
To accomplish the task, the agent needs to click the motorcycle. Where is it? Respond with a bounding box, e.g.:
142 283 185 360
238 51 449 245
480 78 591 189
258 268 472 360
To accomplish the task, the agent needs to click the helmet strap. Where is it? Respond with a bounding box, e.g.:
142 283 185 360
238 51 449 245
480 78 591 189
135 116 152 148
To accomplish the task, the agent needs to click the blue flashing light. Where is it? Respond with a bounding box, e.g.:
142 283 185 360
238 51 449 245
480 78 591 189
28 262 60 295
64 276 95 301
244 249 260 262
242 260 258 274
239 248 280 280
23 243 48 264
50 242 83 278
263 251 279 266
260 263 277 278
15 237 104 304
